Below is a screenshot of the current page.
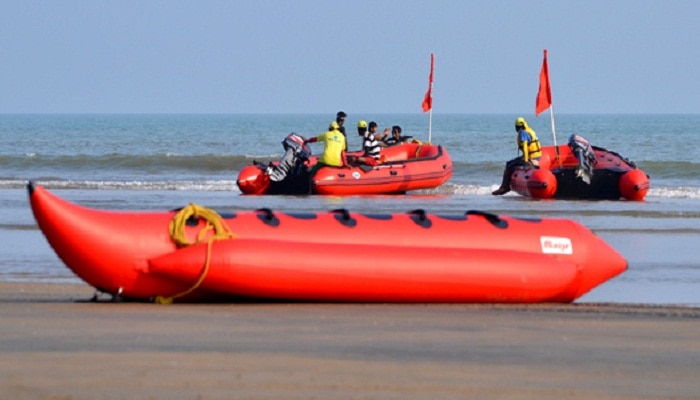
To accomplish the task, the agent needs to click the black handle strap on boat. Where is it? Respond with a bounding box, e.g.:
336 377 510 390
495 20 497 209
331 208 357 227
466 210 508 229
408 209 432 228
256 208 280 227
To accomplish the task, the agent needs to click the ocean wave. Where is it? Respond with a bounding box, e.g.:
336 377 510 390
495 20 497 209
0 179 239 192
1 153 277 174
636 160 700 180
3 152 698 189
415 183 498 196
426 183 700 199
647 186 700 199
3 178 698 200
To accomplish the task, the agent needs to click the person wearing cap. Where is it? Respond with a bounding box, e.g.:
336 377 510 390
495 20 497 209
492 117 542 195
349 120 382 166
302 121 348 178
336 111 348 150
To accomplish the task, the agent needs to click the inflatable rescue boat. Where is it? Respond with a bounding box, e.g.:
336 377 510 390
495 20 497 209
28 183 626 303
237 134 452 195
510 135 650 200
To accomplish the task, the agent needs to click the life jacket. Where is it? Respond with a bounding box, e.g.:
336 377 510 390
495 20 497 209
517 123 542 161
317 128 346 167
363 132 381 159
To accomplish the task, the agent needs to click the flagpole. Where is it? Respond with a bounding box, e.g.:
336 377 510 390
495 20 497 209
429 54 433 143
549 104 558 153
422 53 435 143
535 49 560 166
428 106 433 143
549 104 561 167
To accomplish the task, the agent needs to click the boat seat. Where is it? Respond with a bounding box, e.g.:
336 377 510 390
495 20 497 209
415 145 439 158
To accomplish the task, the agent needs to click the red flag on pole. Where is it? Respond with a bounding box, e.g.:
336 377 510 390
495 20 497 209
422 54 434 112
535 49 552 116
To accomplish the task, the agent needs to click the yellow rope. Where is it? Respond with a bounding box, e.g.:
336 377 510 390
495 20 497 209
414 144 424 158
155 203 235 304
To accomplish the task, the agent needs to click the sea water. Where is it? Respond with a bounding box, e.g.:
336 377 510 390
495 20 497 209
1 114 699 306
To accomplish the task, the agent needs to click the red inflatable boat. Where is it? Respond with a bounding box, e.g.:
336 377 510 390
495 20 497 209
509 135 650 200
28 183 626 303
237 136 452 195
313 142 452 195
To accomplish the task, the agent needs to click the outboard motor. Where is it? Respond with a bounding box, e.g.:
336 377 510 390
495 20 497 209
568 134 596 184
238 133 313 195
267 133 312 182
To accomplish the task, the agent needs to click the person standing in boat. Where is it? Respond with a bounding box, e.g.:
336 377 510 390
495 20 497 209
349 120 382 166
335 111 348 150
302 121 348 177
492 117 542 195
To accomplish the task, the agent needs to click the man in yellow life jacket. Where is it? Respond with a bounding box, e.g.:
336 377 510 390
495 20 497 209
303 121 348 178
492 117 542 195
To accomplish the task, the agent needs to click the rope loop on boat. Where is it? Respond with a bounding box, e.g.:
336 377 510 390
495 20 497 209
169 203 235 247
155 203 236 304
412 139 425 158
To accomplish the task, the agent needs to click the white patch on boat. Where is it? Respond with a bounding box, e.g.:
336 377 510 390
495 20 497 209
540 236 573 254
352 172 361 179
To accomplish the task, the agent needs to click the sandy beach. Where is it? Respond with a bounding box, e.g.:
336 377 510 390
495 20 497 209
0 282 698 399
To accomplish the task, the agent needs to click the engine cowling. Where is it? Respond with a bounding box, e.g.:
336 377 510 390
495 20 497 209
236 165 271 195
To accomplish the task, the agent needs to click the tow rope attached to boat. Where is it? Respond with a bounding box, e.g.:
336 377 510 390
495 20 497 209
155 203 236 304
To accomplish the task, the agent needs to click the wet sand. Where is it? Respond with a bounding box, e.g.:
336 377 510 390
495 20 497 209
1 282 699 399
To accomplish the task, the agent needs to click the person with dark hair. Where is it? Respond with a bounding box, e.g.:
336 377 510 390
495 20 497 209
335 111 348 150
350 120 382 166
381 125 412 146
492 117 542 195
369 121 390 142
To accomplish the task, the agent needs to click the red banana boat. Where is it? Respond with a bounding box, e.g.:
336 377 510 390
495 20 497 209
28 182 626 303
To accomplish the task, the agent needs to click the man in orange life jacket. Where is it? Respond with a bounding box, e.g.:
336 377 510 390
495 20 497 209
492 117 542 195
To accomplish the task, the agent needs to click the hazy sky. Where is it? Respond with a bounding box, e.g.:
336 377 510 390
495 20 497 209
2 1 698 114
